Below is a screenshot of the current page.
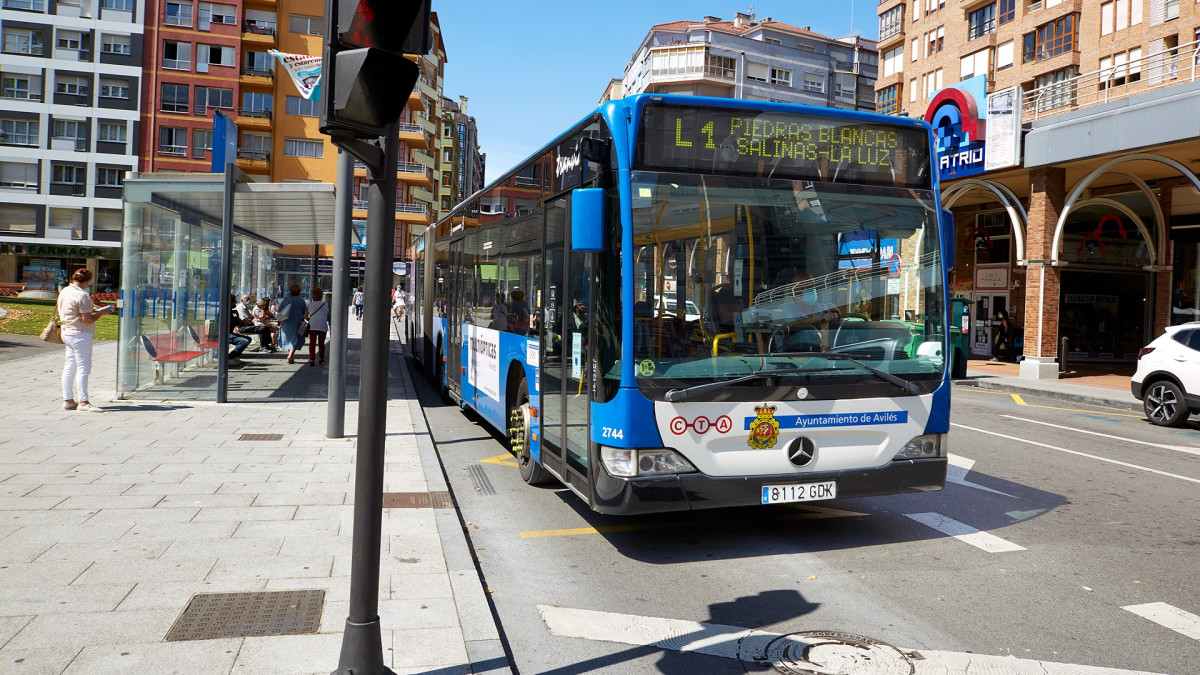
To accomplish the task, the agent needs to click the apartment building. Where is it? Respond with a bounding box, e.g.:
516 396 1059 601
439 95 484 217
875 0 1200 378
621 10 879 111
0 0 143 290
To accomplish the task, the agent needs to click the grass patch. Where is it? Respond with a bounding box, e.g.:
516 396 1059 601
0 302 120 341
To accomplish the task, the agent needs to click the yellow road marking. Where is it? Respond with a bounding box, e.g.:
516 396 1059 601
480 453 518 467
1010 393 1027 406
955 388 1141 418
519 505 867 538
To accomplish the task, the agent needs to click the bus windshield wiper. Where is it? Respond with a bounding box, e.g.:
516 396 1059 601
770 351 922 396
664 367 812 402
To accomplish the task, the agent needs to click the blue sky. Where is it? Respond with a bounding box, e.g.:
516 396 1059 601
434 1 881 184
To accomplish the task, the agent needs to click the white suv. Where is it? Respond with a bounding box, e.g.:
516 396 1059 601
1132 322 1200 426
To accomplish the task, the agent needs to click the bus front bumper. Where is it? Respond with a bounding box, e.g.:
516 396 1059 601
591 458 947 515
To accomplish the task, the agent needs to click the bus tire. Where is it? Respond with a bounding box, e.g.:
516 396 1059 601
510 379 553 486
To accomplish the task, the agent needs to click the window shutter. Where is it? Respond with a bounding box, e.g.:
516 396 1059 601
196 44 209 72
1148 0 1165 26
746 61 768 80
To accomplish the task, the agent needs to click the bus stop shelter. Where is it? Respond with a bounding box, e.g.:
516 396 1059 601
115 171 344 401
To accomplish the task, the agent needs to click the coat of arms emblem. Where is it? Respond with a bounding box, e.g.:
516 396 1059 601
747 404 780 449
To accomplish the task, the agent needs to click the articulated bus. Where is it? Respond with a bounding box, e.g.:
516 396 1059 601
409 94 953 515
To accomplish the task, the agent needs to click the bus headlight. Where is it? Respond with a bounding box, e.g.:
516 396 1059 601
600 446 697 478
893 433 946 460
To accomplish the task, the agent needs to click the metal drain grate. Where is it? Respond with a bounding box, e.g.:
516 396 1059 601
238 433 284 442
382 491 455 509
164 589 325 641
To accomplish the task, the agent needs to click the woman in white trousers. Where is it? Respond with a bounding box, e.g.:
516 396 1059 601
57 268 114 412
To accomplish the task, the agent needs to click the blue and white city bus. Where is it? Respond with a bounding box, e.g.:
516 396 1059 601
409 94 952 514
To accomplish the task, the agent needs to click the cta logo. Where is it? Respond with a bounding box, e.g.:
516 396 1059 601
669 415 733 436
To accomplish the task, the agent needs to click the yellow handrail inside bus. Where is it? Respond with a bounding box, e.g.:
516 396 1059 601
712 332 736 355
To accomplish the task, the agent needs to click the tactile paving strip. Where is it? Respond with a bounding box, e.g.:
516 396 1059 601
382 491 455 509
164 589 325 641
238 433 284 441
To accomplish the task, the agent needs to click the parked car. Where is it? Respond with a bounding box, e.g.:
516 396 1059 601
1131 322 1200 426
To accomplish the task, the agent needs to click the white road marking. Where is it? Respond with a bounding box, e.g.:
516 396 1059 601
903 512 1026 553
1123 602 1200 640
999 415 1200 456
951 423 1200 486
538 605 1166 674
947 453 1015 497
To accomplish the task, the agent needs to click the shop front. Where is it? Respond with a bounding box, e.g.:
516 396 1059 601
0 243 121 293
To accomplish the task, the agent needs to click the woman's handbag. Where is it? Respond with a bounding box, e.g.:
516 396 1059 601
297 319 309 339
41 316 62 344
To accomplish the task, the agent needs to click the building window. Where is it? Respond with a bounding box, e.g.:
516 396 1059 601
100 34 131 55
911 38 919 61
1162 0 1179 23
53 119 84 141
244 50 271 73
1 74 41 101
3 28 45 56
442 148 452 161
242 91 272 114
999 0 1015 24
192 128 212 158
1099 47 1142 89
285 95 319 117
99 121 127 142
3 0 46 10
99 78 129 99
909 77 918 102
101 0 134 9
55 75 87 96
1100 0 1143 35
241 132 270 154
1 119 39 145
803 73 824 93
441 173 451 186
194 86 233 114
0 162 37 190
284 138 323 158
288 14 324 36
164 1 192 27
961 48 991 80
159 126 187 155
1032 14 1077 62
198 2 237 27
197 44 235 69
883 46 904 77
163 41 191 70
769 67 791 87
52 164 85 184
926 26 944 55
56 30 83 50
924 0 945 12
997 40 1015 69
161 83 189 112
705 53 736 79
96 167 124 187
968 4 997 40
1031 66 1079 112
922 68 943 98
875 84 900 114
746 61 768 82
879 5 903 40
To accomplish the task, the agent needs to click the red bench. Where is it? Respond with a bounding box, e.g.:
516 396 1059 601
140 333 208 364
188 321 221 349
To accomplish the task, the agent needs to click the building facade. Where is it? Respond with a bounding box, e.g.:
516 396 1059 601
875 0 1200 378
438 95 484 217
621 11 879 111
1 0 144 290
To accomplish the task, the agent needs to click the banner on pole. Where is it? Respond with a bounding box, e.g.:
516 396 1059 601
269 49 322 100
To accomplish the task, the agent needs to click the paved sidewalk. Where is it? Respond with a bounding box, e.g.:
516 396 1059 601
958 358 1140 411
0 313 510 674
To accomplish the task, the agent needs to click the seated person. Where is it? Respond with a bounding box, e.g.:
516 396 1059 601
227 295 250 367
508 290 531 333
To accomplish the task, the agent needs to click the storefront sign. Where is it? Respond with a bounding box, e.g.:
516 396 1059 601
926 75 988 181
975 265 1009 291
0 244 117 259
1064 294 1119 305
985 87 1022 171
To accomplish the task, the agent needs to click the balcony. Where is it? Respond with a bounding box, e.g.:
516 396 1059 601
396 123 428 149
395 202 430 225
236 149 270 173
240 67 273 86
236 107 273 129
241 21 277 45
407 87 425 111
397 161 432 187
158 145 187 157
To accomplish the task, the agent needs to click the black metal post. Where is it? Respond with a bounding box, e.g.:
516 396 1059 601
333 127 396 675
328 150 353 438
1060 337 1069 374
216 162 235 404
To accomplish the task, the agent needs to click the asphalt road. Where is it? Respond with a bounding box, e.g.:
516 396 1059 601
409 355 1200 675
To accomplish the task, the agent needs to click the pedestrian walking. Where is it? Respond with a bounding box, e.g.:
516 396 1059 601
306 287 330 366
353 287 364 320
276 284 307 364
58 268 114 412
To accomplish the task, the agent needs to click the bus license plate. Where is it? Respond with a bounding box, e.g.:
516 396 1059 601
761 481 837 504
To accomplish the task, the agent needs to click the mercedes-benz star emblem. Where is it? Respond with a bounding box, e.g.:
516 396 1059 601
786 437 815 467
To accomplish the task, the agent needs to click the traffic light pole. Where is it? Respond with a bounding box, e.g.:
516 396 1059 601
333 126 397 675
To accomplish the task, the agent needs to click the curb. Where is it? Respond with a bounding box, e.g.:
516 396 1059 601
954 376 1138 411
391 320 514 675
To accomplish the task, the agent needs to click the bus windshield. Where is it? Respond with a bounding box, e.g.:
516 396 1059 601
629 171 945 400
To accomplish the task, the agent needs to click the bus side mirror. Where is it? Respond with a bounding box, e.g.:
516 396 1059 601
940 208 954 270
571 187 605 252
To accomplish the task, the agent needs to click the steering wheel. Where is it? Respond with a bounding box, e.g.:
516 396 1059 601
842 312 870 321
769 325 789 353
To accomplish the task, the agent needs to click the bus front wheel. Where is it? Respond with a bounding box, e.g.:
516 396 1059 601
510 379 552 485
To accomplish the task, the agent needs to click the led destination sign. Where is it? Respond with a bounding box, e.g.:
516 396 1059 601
636 103 931 189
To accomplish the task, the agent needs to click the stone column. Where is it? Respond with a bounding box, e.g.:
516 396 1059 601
1152 185 1173 337
1021 166 1066 379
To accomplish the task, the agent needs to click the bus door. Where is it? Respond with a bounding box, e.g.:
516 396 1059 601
446 237 466 398
541 190 594 496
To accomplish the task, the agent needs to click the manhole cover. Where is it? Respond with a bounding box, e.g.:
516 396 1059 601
740 631 914 675
164 589 325 641
238 433 283 441
382 491 454 509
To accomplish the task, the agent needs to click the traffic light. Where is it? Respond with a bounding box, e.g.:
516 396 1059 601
320 0 430 140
